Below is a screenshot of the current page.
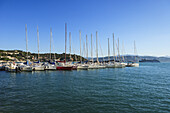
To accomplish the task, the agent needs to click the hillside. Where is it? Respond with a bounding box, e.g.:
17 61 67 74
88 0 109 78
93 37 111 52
0 49 86 62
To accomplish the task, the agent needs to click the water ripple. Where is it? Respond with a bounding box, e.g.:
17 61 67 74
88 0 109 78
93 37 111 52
0 63 170 112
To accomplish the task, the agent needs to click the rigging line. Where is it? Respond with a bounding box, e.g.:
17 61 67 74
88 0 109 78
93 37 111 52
51 32 56 60
121 41 125 62
99 39 105 62
116 42 120 62
115 42 118 61
72 37 77 61
123 41 126 62
80 36 86 57
134 41 138 62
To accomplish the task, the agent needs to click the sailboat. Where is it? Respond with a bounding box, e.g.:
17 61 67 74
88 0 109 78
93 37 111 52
95 31 105 69
88 34 99 69
45 28 57 70
106 33 124 68
20 24 33 72
126 41 139 67
32 25 45 71
121 41 127 66
56 23 73 70
77 31 89 70
106 37 115 68
68 32 78 70
114 37 125 68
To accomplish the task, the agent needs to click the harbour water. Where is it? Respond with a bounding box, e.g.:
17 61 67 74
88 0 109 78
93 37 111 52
0 63 170 112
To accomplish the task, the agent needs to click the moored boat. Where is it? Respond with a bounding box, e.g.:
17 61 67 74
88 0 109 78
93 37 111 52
72 65 77 70
7 63 20 72
77 64 89 70
20 65 33 71
126 62 139 67
33 65 45 71
88 64 98 69
56 65 73 70
126 41 139 67
45 63 56 70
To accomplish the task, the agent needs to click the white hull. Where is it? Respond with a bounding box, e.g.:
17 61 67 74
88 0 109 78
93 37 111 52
126 63 139 67
106 63 125 68
97 65 106 69
88 64 106 69
20 66 33 71
121 63 127 67
106 64 115 68
7 63 18 72
33 66 45 71
114 63 125 68
45 65 56 70
88 65 99 69
77 65 89 70
131 63 139 67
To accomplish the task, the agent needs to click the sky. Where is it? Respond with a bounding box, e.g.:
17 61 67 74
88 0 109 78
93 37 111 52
0 0 170 57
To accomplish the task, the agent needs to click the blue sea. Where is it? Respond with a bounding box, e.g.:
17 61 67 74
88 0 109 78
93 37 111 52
0 63 170 112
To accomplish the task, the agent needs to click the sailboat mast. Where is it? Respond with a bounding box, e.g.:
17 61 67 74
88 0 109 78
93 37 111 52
118 38 121 62
65 23 67 63
91 34 93 63
83 42 85 58
37 25 39 60
113 33 115 62
134 40 136 62
79 31 82 63
96 31 98 63
115 42 118 61
108 38 110 63
86 35 88 60
25 24 28 61
50 28 52 60
122 41 125 62
69 32 71 59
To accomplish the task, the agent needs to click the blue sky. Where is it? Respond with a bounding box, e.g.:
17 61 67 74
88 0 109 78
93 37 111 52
0 0 170 57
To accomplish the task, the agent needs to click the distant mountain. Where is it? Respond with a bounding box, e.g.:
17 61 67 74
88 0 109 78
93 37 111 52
88 55 170 63
158 57 170 62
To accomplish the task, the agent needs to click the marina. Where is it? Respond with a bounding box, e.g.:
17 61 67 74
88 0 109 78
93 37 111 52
0 23 139 72
1 0 170 112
